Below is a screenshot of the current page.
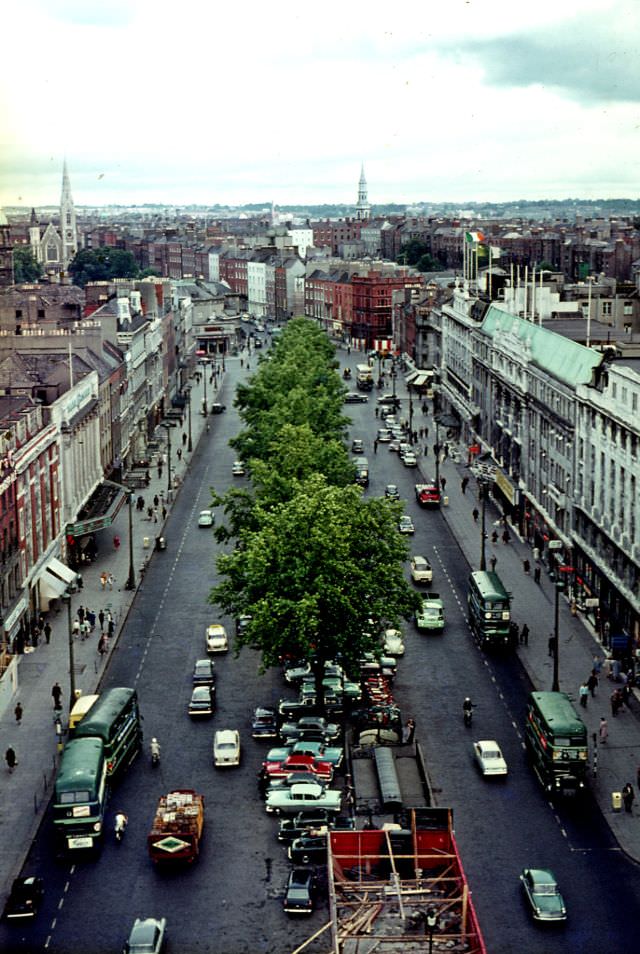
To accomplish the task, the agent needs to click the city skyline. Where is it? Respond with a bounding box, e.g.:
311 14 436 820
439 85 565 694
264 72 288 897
1 0 639 208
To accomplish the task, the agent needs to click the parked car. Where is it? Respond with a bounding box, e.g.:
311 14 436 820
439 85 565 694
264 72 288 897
252 706 279 739
188 685 215 718
280 716 340 744
3 876 44 920
402 452 418 467
377 394 401 407
383 628 405 656
398 515 415 534
376 428 392 442
213 729 241 767
344 392 368 404
236 613 252 636
278 811 334 843
385 484 400 500
410 555 433 584
351 438 364 453
206 623 229 653
283 867 317 915
192 658 216 687
473 740 508 777
197 510 214 527
123 917 167 953
264 754 334 783
289 832 329 865
266 781 342 814
520 868 567 922
388 440 402 453
289 740 344 769
232 460 245 476
210 402 226 414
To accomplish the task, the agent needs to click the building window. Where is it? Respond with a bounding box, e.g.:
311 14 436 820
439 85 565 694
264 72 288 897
602 301 612 316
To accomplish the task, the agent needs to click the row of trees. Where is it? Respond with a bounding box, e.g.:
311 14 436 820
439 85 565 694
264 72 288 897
209 319 420 703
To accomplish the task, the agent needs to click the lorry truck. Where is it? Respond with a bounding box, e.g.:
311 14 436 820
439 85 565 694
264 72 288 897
148 790 205 864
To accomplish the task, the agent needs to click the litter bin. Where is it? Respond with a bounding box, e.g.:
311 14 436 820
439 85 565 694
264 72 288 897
443 495 449 507
155 535 166 551
612 791 622 812
143 536 150 549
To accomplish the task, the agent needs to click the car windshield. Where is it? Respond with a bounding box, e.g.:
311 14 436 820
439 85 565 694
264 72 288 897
485 750 501 759
536 883 558 895
424 607 439 617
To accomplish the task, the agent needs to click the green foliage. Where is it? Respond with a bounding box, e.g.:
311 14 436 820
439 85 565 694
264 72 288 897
398 239 430 266
12 246 42 283
210 476 420 677
69 248 140 287
416 253 443 272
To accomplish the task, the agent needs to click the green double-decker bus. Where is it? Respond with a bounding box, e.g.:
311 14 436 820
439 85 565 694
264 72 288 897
525 691 588 798
73 687 142 778
467 570 513 649
53 737 107 852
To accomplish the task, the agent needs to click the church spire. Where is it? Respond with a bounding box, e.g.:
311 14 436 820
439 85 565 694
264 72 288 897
355 163 370 221
60 159 77 269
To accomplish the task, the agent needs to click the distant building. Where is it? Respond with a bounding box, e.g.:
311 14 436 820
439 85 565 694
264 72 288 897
29 161 79 277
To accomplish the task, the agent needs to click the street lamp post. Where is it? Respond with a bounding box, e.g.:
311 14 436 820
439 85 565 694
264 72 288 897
125 492 135 590
161 422 173 493
185 385 193 453
480 480 488 571
391 358 397 402
62 590 76 711
552 575 565 692
408 386 414 445
434 417 441 490
201 362 208 415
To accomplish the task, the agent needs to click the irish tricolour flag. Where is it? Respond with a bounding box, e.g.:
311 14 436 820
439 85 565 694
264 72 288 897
465 231 485 243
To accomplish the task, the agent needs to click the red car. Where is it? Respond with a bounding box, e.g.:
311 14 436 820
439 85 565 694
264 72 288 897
263 754 334 783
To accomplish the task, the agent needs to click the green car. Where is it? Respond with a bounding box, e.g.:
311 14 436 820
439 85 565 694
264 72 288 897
520 868 567 922
415 593 445 632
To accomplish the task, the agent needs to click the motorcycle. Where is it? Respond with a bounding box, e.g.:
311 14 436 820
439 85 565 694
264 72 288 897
150 738 161 767
114 812 128 842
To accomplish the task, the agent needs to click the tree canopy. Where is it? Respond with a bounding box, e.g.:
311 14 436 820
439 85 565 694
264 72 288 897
12 246 42 284
209 317 421 684
69 248 140 287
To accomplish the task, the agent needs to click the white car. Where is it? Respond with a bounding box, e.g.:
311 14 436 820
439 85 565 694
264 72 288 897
383 628 405 656
398 516 415 534
473 740 508 777
206 623 229 653
410 556 433 584
232 461 245 476
198 510 214 527
214 729 241 767
402 453 418 468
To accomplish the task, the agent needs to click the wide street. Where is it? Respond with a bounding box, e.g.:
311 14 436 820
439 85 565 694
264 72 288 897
2 348 640 954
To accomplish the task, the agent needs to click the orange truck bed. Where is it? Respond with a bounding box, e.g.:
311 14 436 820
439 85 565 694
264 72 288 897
148 789 205 864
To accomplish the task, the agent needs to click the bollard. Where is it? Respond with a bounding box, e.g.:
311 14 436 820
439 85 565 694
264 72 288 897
612 791 622 812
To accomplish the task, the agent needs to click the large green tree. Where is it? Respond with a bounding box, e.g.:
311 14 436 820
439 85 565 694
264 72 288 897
12 246 42 283
211 476 421 691
69 248 140 287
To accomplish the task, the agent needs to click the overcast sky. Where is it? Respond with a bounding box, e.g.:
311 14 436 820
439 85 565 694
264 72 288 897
1 0 639 208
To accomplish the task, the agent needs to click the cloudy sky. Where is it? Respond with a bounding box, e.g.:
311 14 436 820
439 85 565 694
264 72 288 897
1 0 639 208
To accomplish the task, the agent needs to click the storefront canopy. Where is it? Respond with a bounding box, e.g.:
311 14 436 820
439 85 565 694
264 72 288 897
39 558 78 609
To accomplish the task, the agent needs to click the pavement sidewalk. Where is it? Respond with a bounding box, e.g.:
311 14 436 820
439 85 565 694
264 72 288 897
411 406 640 862
0 367 222 904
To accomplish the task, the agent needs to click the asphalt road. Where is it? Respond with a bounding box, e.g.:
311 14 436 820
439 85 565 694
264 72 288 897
4 359 640 954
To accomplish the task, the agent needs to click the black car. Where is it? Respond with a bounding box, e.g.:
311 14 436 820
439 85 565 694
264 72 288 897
279 716 340 743
283 867 316 915
377 394 401 407
288 832 328 865
3 877 44 920
385 484 400 500
210 402 226 414
277 811 334 843
252 706 279 739
344 392 368 404
192 658 216 687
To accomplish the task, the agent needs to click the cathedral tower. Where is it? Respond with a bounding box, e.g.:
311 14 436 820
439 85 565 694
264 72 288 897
355 164 371 221
60 159 77 269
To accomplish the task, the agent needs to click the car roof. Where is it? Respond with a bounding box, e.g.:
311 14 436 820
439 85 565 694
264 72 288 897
215 729 238 743
476 739 501 751
413 555 429 564
192 685 211 697
290 782 323 796
527 868 557 883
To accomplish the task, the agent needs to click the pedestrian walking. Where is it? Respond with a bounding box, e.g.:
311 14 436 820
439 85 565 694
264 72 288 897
424 426 429 438
72 618 80 638
98 609 105 632
87 609 96 631
107 573 114 590
523 559 530 574
158 461 163 479
502 529 510 544
373 440 378 454
520 624 530 646
5 747 17 772
592 654 603 675
81 619 91 641
461 476 469 494
77 605 85 623
153 508 158 523
611 689 623 717
622 783 635 813
44 621 52 644
147 506 153 520
433 443 440 458
489 555 497 572
599 716 608 743
137 495 145 511
108 617 115 638
52 682 63 710
32 627 40 648
98 634 109 658
587 671 598 697
14 701 23 725
440 476 447 492
472 508 479 523
375 407 379 418
579 683 589 708
113 535 120 550
491 530 499 544
153 494 159 508
534 566 541 584
182 432 187 447
162 506 167 520
443 443 449 460
548 634 557 657
177 448 182 462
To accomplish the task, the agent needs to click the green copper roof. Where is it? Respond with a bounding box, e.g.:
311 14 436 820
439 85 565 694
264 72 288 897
481 305 604 388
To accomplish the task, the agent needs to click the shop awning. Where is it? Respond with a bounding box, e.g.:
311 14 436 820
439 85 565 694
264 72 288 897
66 481 128 537
39 559 78 609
